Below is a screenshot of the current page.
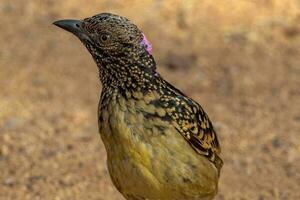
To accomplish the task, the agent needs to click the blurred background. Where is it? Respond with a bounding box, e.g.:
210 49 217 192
0 0 299 199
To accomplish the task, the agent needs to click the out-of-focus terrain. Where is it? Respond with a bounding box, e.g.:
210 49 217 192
0 0 299 199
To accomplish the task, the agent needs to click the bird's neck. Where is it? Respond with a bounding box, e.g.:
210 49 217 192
96 48 158 92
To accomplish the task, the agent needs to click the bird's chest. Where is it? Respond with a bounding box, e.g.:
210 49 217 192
98 92 145 151
98 93 163 197
98 93 130 146
98 90 163 150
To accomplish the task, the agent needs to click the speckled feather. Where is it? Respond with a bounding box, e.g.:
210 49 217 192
82 13 222 170
63 13 223 200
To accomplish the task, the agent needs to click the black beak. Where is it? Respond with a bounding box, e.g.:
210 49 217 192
53 19 82 34
53 19 92 43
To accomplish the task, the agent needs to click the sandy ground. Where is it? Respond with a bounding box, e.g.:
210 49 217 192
0 0 300 199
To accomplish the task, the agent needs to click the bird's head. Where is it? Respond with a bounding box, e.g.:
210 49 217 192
54 13 156 87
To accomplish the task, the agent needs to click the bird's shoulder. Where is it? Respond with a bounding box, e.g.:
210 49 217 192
150 78 223 170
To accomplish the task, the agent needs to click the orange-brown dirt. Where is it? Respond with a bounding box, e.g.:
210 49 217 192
0 0 299 199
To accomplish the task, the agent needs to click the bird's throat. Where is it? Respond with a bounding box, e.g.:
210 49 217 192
97 51 157 91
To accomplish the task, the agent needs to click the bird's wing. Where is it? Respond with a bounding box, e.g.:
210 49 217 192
175 98 223 172
186 100 221 154
162 80 223 171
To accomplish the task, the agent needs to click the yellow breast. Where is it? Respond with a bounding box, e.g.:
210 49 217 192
98 92 218 200
99 94 165 199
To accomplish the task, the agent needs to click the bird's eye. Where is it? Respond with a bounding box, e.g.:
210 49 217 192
100 33 110 42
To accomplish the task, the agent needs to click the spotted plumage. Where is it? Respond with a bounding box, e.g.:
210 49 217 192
54 12 223 200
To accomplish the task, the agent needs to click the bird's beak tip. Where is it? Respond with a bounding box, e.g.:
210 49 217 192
52 21 61 27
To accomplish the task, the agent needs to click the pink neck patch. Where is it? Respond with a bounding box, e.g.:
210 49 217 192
141 33 152 54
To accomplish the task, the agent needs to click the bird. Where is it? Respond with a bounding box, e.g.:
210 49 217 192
53 13 223 200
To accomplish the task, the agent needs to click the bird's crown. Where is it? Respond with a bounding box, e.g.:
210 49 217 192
82 13 144 51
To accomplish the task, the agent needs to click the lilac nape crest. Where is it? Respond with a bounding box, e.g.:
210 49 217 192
141 33 153 54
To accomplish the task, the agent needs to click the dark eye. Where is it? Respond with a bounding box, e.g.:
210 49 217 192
100 33 110 42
